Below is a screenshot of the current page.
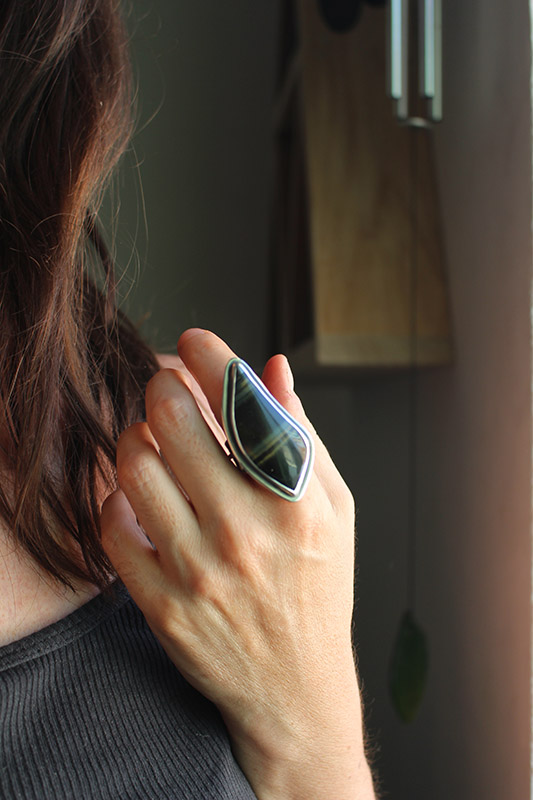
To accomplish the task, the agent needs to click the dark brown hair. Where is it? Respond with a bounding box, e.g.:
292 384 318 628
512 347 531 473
0 0 160 589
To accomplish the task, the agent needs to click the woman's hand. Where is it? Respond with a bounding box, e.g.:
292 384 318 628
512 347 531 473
100 329 376 800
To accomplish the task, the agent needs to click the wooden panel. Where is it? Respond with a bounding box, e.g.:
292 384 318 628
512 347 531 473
296 1 452 367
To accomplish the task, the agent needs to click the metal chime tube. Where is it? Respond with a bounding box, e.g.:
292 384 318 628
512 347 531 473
388 0 442 124
419 0 442 121
389 0 409 119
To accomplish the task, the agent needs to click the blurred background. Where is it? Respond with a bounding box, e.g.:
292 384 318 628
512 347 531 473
111 1 532 797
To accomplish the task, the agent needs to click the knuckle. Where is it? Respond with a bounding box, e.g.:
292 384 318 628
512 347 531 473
207 512 235 553
282 499 329 548
216 524 251 569
116 421 145 451
150 391 192 435
291 494 324 527
118 451 158 495
149 590 177 633
145 604 182 647
304 502 328 536
186 567 217 602
208 513 264 579
145 368 168 398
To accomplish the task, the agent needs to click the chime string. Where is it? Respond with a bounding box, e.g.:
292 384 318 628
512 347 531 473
407 124 420 613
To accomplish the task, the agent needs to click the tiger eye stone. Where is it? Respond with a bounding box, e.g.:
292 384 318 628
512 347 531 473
222 358 313 501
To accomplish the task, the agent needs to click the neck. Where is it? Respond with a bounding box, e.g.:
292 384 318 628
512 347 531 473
0 530 101 646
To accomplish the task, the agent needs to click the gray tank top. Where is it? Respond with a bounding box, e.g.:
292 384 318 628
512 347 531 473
0 582 257 799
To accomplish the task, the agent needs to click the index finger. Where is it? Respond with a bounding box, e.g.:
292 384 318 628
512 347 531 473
176 329 237 428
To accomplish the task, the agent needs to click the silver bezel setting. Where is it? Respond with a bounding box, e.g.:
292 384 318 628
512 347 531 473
222 357 314 502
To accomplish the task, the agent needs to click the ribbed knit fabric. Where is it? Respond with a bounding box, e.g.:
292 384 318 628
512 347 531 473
0 583 258 799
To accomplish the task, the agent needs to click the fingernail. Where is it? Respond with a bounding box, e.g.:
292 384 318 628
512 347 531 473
179 328 206 342
284 355 294 392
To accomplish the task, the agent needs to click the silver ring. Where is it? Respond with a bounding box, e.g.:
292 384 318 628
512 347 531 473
221 357 314 502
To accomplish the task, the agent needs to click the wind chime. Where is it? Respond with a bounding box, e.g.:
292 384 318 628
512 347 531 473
273 0 445 722
386 0 442 724
315 0 444 723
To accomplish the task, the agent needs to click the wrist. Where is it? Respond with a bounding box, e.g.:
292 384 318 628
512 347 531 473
222 660 376 800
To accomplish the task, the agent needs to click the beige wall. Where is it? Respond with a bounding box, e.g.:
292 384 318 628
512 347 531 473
413 0 532 795
119 1 532 797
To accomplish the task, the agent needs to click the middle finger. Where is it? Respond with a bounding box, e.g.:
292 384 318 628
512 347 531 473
145 368 248 520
